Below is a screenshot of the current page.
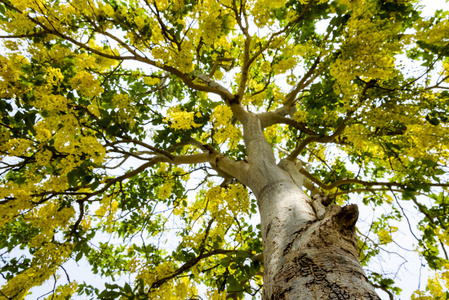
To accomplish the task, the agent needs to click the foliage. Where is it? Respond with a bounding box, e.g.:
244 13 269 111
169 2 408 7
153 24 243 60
0 0 448 298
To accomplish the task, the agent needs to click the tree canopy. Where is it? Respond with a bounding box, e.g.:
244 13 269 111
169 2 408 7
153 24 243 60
0 0 449 299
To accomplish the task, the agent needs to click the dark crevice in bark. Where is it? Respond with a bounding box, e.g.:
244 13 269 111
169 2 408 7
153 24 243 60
283 221 313 256
266 222 272 238
274 287 293 300
283 242 293 256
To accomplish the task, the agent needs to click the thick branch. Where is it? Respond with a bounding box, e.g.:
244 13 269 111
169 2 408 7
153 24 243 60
241 114 277 165
208 57 235 77
192 71 234 99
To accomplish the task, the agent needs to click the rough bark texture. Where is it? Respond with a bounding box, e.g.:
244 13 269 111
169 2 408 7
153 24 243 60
228 113 380 299
257 180 381 300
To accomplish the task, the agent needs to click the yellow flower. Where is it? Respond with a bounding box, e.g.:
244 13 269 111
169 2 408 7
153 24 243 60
35 149 52 166
164 106 201 130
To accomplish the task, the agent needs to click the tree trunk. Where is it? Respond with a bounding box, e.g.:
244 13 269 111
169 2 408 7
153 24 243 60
228 113 381 299
256 179 381 300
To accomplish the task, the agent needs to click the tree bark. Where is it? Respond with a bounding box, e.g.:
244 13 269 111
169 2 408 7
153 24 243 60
227 108 380 299
254 178 381 300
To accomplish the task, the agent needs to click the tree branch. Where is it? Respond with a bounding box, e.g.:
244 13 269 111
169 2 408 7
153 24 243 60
299 168 449 191
0 31 49 39
258 113 316 135
149 219 245 289
286 114 349 161
286 77 378 161
0 0 135 60
1 0 236 101
234 0 252 98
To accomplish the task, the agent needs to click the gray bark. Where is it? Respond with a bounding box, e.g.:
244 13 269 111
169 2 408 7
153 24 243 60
219 105 381 299
253 176 381 299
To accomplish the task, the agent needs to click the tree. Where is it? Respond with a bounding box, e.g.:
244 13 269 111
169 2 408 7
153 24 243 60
0 0 449 298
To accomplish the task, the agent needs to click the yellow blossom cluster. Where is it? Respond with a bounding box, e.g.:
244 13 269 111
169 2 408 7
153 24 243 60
210 105 242 147
69 71 104 98
158 180 173 200
198 1 223 45
41 176 69 193
110 93 140 126
144 76 161 86
96 194 118 219
44 282 78 300
95 194 120 233
264 125 284 144
330 1 400 102
178 183 251 256
0 53 28 99
414 17 449 47
412 263 449 299
172 45 196 73
0 10 36 35
35 149 52 166
273 56 298 75
96 2 115 18
0 242 73 299
186 183 250 230
157 163 191 207
30 114 106 171
154 0 170 11
25 200 75 248
250 0 285 27
0 184 33 228
164 106 201 130
195 0 235 48
133 260 198 298
207 289 227 300
377 225 398 244
2 138 33 157
33 92 69 113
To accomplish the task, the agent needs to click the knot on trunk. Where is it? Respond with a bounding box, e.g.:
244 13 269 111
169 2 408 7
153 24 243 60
312 193 333 206
317 203 359 240
312 192 334 220
336 204 359 229
317 202 359 230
